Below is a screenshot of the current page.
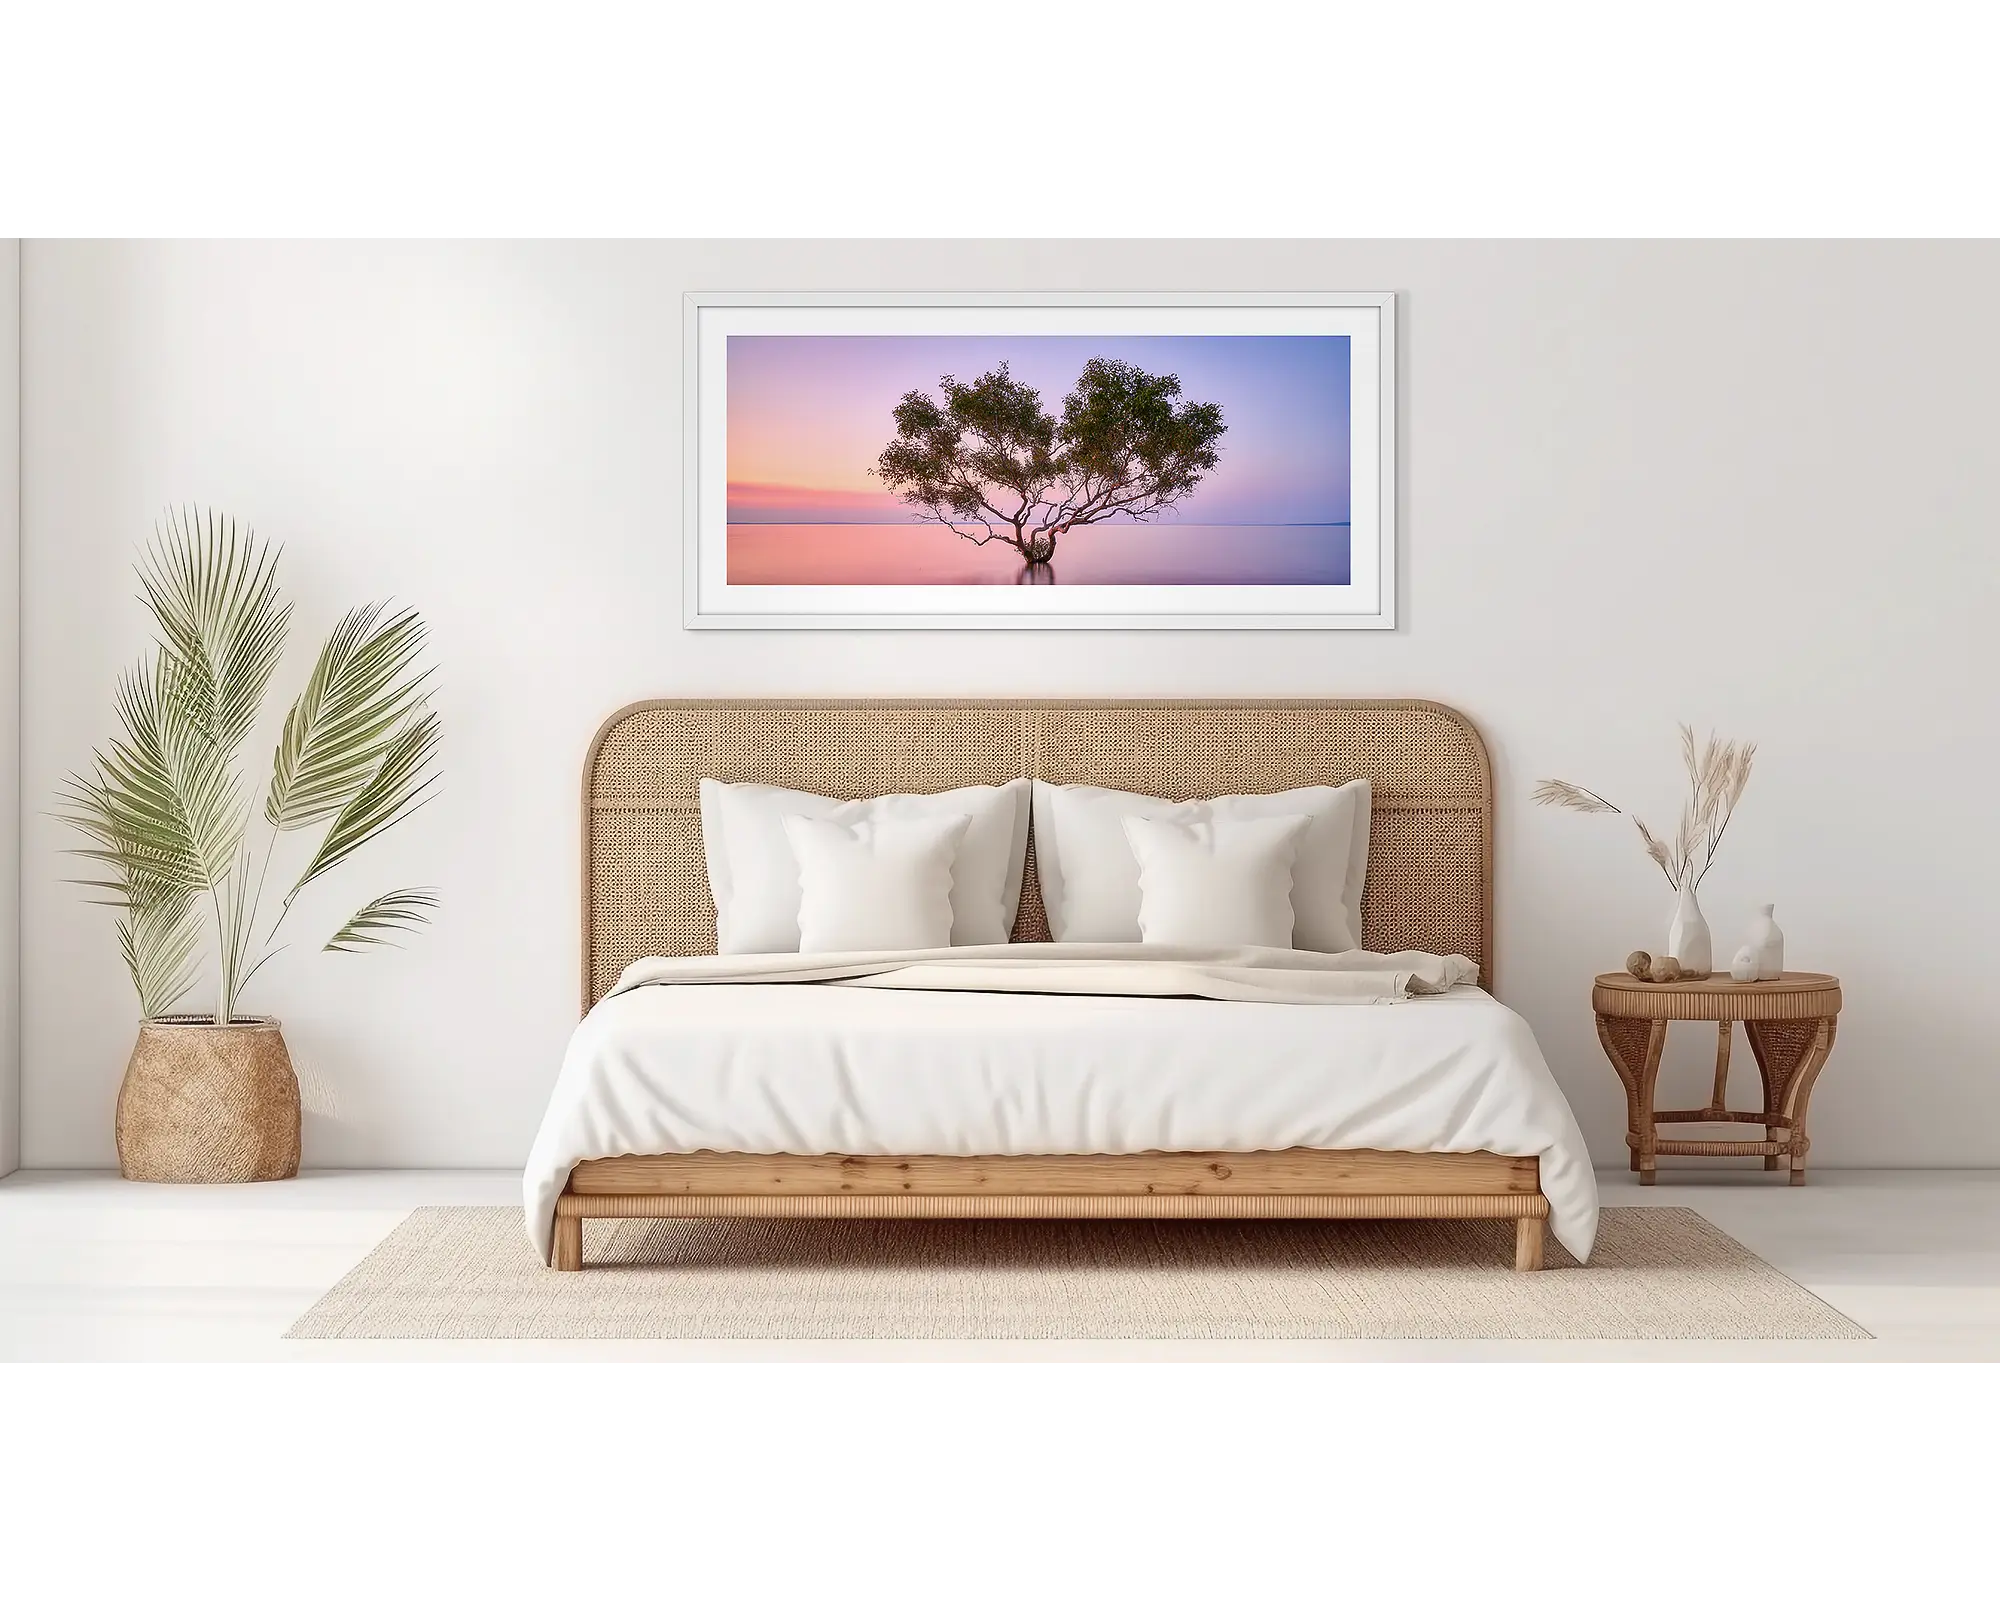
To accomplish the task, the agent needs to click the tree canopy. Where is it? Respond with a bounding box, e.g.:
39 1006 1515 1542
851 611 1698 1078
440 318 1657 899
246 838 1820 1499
873 358 1225 564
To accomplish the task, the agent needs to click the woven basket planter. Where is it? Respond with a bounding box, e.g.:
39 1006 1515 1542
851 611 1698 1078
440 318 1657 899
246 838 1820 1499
115 1017 301 1183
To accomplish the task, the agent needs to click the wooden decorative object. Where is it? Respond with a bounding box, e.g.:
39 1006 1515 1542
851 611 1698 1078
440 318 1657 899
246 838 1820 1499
115 1017 302 1183
1592 971 1842 1186
559 698 1548 1271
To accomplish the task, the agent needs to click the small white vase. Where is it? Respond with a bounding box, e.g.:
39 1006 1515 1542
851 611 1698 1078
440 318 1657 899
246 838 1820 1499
1743 902 1784 980
1666 880 1713 976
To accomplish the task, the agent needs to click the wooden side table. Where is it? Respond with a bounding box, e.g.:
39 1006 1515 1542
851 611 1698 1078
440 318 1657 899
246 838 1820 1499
1592 972 1842 1185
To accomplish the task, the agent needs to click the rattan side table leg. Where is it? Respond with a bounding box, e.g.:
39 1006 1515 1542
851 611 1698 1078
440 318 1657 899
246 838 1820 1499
1598 1015 1669 1185
1747 1017 1838 1187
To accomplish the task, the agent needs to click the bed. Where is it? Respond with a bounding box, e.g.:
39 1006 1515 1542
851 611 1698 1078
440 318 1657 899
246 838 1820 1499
527 698 1597 1271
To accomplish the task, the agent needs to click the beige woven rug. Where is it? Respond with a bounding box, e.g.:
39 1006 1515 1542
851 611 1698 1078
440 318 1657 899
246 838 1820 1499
287 1206 1865 1341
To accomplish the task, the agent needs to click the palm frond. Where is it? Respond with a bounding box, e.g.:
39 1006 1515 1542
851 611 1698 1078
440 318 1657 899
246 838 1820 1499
1531 778 1620 813
137 507 291 763
287 706 441 901
55 658 239 894
58 509 441 1016
60 736 204 1019
266 603 433 830
116 889 203 1019
213 849 261 1023
324 886 440 952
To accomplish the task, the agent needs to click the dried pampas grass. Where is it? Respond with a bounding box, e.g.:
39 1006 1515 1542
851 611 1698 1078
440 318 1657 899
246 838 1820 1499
1535 724 1756 891
1530 779 1618 814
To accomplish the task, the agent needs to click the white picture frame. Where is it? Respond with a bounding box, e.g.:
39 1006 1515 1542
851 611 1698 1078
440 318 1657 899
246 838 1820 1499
683 290 1397 630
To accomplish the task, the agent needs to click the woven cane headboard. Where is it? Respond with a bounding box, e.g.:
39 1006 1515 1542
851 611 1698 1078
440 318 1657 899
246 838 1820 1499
580 699 1494 1010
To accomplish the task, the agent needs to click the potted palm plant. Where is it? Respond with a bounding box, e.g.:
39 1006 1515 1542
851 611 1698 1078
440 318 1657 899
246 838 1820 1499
59 509 440 1181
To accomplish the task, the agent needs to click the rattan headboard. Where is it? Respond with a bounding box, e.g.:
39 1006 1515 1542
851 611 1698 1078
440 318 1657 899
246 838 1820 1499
580 698 1494 1010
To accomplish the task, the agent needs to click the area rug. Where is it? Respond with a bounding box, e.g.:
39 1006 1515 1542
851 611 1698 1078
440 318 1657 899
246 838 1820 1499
286 1206 1866 1341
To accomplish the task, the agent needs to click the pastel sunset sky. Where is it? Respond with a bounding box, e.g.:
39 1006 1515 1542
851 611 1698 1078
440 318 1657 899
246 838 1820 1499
726 334 1351 525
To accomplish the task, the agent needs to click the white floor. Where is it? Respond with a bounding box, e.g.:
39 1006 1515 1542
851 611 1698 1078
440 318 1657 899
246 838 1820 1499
1 1166 1997 1360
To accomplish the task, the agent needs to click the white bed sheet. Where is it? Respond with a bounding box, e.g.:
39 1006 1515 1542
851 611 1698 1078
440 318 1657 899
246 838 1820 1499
523 977 1598 1263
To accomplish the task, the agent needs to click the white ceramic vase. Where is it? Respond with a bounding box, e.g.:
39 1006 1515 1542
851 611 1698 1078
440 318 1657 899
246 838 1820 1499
1666 879 1713 976
1743 903 1784 980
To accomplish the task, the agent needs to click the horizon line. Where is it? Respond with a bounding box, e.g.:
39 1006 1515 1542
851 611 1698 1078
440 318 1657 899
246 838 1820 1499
728 520 1354 529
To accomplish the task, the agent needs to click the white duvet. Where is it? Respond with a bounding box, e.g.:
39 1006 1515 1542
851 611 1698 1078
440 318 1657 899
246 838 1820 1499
523 944 1598 1263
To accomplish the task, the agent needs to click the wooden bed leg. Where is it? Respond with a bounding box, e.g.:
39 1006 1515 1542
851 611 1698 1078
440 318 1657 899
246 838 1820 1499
1514 1215 1545 1272
552 1213 583 1272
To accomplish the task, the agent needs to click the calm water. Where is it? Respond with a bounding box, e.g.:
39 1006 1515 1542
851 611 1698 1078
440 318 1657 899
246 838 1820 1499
727 523 1352 586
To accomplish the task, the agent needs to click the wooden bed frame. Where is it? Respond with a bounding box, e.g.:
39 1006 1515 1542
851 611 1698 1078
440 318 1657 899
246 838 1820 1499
557 697 1549 1272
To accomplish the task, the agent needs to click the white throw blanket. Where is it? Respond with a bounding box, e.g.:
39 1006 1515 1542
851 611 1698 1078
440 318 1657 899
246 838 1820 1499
603 942 1480 1006
525 945 1598 1264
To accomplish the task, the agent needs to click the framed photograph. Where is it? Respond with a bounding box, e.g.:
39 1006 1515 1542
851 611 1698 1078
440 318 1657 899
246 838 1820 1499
683 290 1396 629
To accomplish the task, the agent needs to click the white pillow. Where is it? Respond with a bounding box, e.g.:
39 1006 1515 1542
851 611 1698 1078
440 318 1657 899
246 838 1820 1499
1031 779 1369 950
1121 814 1311 948
700 777 1030 954
781 813 970 953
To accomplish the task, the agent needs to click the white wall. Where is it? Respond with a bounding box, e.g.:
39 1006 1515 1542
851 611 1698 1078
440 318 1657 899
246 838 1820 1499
18 240 2000 1170
1 240 17 1176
